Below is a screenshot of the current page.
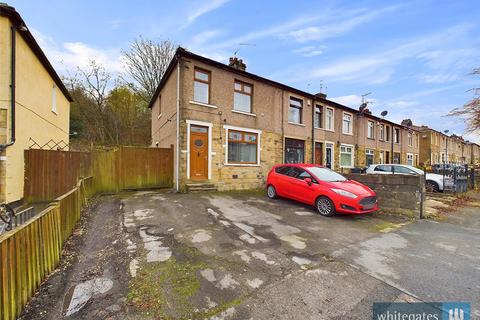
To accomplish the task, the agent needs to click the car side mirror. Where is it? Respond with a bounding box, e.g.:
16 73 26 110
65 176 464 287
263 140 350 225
304 178 312 186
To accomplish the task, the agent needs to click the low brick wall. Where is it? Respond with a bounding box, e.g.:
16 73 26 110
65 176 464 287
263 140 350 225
345 173 425 218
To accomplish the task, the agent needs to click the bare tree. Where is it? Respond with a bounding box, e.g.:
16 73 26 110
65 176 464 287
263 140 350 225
123 37 177 102
449 68 480 133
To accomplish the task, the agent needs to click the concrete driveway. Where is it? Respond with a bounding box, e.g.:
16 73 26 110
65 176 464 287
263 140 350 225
23 190 479 319
119 191 423 319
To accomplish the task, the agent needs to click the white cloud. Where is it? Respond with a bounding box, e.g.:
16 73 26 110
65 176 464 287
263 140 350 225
288 5 400 43
417 73 459 84
31 28 123 75
330 95 363 108
272 23 475 85
293 46 324 57
191 29 224 46
183 0 231 29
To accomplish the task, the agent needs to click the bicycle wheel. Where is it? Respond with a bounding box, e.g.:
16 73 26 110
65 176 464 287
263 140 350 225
0 204 15 232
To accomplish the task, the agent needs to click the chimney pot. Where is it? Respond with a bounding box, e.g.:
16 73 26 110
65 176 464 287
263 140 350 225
229 57 246 71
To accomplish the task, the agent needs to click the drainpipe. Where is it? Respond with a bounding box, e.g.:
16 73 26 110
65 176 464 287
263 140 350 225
1 25 16 150
311 99 316 164
175 57 180 192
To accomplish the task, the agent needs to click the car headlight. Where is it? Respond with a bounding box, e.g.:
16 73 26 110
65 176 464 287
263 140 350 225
331 188 358 199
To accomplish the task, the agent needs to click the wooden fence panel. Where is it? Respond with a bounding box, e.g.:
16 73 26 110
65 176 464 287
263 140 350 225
119 146 173 190
24 150 92 202
0 178 91 320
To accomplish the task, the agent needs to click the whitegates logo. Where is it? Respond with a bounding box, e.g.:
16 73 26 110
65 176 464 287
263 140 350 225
372 302 471 320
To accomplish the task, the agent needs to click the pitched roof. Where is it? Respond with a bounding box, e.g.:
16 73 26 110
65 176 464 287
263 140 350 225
148 47 415 130
0 4 73 102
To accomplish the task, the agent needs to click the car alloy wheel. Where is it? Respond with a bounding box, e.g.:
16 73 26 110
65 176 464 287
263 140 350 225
316 196 335 217
426 180 439 193
267 185 277 199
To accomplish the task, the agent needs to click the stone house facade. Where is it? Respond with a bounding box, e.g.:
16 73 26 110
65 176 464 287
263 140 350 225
415 125 480 165
149 47 420 191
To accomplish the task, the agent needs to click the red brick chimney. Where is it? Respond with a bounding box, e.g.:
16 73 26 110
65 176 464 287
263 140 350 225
229 57 246 71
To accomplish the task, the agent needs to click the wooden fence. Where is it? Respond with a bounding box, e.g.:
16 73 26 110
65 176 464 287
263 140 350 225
0 146 173 320
24 146 173 202
24 149 92 203
0 177 91 320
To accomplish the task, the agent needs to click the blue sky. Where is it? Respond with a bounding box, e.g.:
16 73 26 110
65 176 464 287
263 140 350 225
9 0 480 141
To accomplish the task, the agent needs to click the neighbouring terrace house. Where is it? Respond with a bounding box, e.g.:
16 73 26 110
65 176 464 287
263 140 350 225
415 124 480 166
0 4 72 204
149 47 420 191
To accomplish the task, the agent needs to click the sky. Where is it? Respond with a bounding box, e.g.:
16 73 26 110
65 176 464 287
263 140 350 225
8 0 480 142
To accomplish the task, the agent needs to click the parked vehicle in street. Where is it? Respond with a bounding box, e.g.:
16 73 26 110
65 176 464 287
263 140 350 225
266 164 378 216
365 164 454 192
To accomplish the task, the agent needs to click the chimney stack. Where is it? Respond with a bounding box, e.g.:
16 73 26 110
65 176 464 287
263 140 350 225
229 57 246 71
315 92 327 99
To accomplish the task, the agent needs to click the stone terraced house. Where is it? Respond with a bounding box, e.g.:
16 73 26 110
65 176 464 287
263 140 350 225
415 124 480 166
149 47 420 191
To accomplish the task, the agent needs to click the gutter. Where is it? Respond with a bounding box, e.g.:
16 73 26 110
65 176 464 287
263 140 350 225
1 25 16 150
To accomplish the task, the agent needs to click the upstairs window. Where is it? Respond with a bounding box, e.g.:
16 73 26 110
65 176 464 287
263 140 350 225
194 68 210 104
367 120 375 139
394 128 400 143
386 126 391 141
342 112 352 134
288 97 303 124
233 81 252 113
314 105 322 128
325 107 334 131
379 124 385 140
408 132 413 146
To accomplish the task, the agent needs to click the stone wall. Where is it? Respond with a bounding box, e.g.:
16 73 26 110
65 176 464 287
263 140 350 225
345 173 425 218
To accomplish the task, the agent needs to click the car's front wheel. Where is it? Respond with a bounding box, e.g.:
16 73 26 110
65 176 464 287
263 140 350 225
426 180 440 192
266 185 277 199
315 196 335 217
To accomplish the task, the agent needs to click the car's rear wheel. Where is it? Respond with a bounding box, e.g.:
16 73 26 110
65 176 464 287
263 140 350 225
267 185 277 199
426 180 440 192
315 196 335 217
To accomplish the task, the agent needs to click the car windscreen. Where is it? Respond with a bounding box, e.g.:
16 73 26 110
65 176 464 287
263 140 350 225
307 167 347 182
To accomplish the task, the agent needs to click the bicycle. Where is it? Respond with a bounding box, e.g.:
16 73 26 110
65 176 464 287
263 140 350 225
0 203 15 233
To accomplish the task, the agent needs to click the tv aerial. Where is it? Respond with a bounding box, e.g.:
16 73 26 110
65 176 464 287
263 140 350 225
234 43 256 56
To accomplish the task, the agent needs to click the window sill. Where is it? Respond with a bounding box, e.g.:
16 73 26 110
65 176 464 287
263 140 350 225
323 128 335 132
340 166 354 169
224 163 260 167
367 137 375 140
288 122 305 127
51 110 57 115
189 100 218 109
342 132 353 136
157 114 162 119
232 110 256 117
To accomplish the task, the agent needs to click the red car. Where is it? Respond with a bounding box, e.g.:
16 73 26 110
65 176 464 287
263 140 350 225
266 164 378 216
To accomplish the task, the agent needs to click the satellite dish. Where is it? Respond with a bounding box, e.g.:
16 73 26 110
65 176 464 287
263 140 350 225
381 110 388 117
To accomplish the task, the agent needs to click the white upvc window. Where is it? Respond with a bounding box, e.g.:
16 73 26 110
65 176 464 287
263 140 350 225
224 125 261 166
340 144 354 168
51 84 57 114
379 151 384 164
379 124 385 140
233 80 253 113
342 112 353 135
367 120 375 139
193 67 210 104
408 132 413 146
288 97 303 124
325 107 334 131
407 153 414 166
365 149 374 166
